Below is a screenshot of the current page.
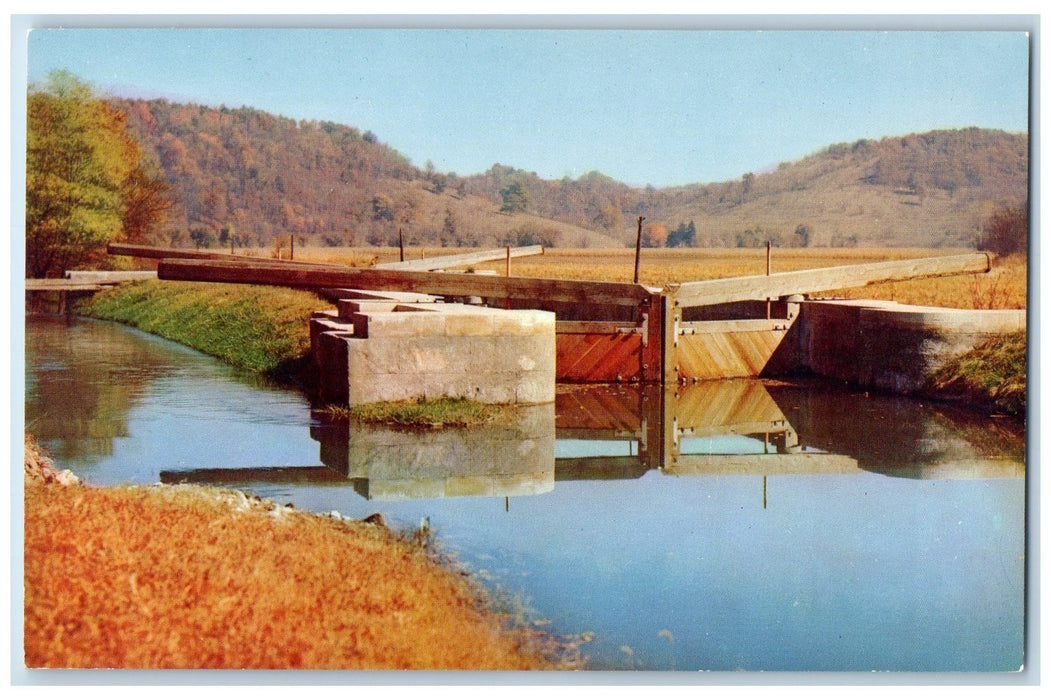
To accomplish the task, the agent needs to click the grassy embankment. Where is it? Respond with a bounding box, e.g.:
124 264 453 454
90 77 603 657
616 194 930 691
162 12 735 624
924 330 1027 416
75 280 326 377
24 436 570 670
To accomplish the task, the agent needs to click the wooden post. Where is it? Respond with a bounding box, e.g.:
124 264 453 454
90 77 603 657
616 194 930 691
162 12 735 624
641 294 664 383
766 241 772 319
661 294 679 386
634 217 645 284
398 228 405 262
505 246 512 309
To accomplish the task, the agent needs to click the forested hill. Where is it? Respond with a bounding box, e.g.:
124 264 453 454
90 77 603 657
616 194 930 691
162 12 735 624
115 97 1028 250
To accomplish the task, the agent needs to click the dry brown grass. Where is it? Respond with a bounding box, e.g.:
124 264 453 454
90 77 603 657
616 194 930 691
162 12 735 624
829 257 1027 309
292 246 1026 310
24 439 567 670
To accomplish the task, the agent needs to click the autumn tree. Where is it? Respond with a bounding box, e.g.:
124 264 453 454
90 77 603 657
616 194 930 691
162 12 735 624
26 71 170 277
641 222 668 248
980 201 1028 256
188 227 215 249
793 224 811 248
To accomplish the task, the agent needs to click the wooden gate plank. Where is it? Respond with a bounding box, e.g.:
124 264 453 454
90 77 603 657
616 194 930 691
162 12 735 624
556 332 643 382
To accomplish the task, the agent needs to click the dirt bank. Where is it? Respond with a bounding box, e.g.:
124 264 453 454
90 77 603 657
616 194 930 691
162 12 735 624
23 437 574 670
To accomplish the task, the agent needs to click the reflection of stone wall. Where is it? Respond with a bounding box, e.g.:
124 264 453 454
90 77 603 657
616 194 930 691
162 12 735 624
799 300 1026 394
315 404 556 500
765 382 1025 475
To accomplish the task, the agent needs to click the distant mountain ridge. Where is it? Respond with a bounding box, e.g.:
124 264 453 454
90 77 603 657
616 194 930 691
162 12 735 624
115 97 1028 249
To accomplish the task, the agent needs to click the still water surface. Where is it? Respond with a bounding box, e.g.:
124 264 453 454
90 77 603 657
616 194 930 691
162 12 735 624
24 317 1026 672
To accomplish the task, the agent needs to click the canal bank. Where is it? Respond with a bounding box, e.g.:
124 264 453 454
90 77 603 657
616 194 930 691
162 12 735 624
23 435 577 670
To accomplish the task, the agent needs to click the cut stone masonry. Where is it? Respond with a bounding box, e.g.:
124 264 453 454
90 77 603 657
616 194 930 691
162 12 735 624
311 291 555 405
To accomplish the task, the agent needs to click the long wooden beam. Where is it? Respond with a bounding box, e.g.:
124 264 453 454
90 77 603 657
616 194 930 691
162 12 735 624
374 245 544 271
671 253 991 308
157 257 655 306
107 243 335 266
26 279 106 292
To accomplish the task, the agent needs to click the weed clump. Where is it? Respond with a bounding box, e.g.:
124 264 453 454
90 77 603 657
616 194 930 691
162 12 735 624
318 397 509 429
926 330 1027 415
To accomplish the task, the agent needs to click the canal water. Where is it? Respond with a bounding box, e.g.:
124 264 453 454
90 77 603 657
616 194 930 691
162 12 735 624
23 316 1027 672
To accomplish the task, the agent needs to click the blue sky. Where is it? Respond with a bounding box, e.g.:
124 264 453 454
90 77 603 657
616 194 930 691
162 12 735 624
22 24 1031 188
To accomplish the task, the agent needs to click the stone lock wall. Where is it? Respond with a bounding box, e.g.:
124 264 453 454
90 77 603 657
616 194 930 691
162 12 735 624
798 299 1026 394
311 295 556 405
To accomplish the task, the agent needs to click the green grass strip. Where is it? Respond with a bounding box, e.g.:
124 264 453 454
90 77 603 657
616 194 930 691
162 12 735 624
74 280 327 375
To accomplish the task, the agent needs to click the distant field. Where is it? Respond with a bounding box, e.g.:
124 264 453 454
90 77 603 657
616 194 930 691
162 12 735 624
281 246 1026 310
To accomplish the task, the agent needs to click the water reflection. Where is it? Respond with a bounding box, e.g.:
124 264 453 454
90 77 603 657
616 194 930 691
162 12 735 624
26 318 1024 495
312 405 556 500
156 377 1024 497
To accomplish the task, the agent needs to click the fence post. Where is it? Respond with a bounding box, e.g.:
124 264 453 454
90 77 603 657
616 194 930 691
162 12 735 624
634 216 645 284
766 241 772 319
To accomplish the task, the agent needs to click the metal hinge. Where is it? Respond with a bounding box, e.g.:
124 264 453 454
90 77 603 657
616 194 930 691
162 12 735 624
615 312 649 347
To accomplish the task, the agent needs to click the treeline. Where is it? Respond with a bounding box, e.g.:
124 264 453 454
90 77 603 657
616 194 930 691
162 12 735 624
455 129 1027 249
115 98 424 247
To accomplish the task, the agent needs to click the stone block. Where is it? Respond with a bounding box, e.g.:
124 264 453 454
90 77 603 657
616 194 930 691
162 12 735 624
324 302 555 406
363 309 447 337
336 299 398 319
443 311 496 336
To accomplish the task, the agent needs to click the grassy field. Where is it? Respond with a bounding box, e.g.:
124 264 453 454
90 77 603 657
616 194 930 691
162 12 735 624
288 246 1027 310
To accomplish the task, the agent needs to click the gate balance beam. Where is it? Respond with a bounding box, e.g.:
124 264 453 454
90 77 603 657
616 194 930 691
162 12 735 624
374 245 544 271
157 257 654 307
107 243 337 267
671 253 991 308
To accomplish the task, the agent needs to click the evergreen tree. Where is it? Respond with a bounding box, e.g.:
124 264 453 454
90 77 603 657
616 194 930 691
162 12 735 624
499 181 530 213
